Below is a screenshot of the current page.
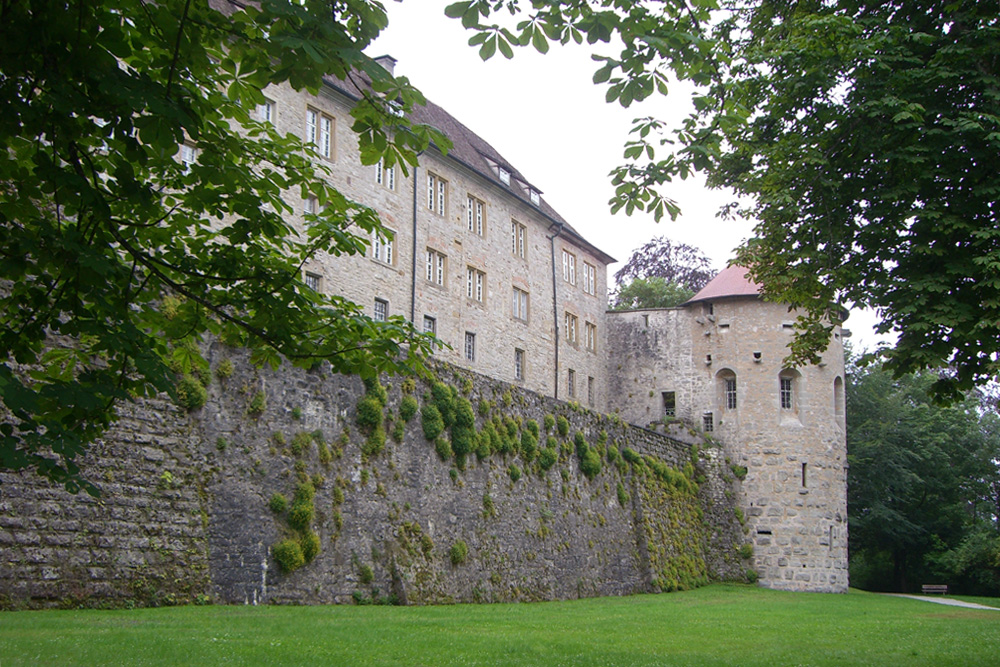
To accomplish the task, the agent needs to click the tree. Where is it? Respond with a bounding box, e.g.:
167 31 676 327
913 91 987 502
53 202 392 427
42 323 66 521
446 0 1000 399
0 0 449 493
846 355 1000 593
611 277 694 311
612 236 713 294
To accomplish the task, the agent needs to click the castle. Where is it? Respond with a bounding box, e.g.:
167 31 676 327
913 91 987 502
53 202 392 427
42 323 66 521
262 56 849 592
0 53 848 603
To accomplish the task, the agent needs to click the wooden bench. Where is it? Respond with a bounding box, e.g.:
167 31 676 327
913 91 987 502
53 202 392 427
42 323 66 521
921 584 949 595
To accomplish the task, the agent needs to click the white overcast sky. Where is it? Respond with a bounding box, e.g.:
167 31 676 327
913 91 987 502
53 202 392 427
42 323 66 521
368 1 889 350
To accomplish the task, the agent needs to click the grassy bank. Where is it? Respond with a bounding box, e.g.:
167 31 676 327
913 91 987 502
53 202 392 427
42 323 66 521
1 584 997 665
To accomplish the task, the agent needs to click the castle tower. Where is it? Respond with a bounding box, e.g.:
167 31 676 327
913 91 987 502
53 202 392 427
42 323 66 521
605 266 849 592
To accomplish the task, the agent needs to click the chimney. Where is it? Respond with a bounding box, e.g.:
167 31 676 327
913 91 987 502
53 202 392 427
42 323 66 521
374 55 397 76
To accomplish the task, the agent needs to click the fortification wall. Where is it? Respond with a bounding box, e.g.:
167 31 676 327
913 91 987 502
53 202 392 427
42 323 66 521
0 347 749 609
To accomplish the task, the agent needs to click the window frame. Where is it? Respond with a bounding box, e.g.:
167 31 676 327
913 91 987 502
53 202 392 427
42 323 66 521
306 107 334 160
464 332 476 362
564 312 579 346
585 321 597 352
372 229 395 265
466 266 485 304
567 369 576 398
512 286 529 322
562 249 576 285
423 315 437 335
375 158 396 190
511 220 526 258
515 348 525 381
303 272 322 292
467 195 485 236
426 248 446 286
427 172 447 216
583 262 597 295
374 298 388 322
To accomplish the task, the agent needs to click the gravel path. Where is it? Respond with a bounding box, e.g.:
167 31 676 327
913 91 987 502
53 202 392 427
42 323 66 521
885 593 1000 611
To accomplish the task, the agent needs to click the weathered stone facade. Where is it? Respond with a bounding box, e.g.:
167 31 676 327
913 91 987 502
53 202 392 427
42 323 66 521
606 269 849 593
0 350 748 608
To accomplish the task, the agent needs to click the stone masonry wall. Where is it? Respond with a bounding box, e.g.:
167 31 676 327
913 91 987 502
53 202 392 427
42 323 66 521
0 347 749 608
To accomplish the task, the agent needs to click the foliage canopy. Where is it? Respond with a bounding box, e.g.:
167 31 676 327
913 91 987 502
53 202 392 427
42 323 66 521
0 0 449 493
448 0 1000 398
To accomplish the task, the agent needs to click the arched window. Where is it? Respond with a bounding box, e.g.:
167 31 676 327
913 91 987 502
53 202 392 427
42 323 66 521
717 369 737 411
834 376 845 420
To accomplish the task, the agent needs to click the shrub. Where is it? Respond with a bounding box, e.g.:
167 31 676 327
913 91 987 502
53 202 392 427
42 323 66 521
622 448 642 465
435 436 453 461
359 563 374 584
420 533 434 556
574 431 587 459
482 493 495 517
538 447 558 471
746 568 759 584
301 531 321 563
580 448 602 480
363 376 388 406
391 420 405 443
215 359 234 381
478 400 491 417
290 431 312 456
332 487 344 505
318 441 332 466
175 374 207 410
268 493 288 513
731 464 748 480
607 445 619 463
547 435 559 450
431 382 456 427
450 539 469 565
508 465 522 482
399 395 419 422
291 406 303 420
247 390 267 416
288 503 314 531
356 395 383 431
362 424 386 458
616 481 630 506
739 543 754 560
476 428 492 460
273 539 305 573
556 415 569 437
520 430 538 462
454 397 476 427
543 414 556 432
421 404 444 440
401 377 416 394
526 419 539 438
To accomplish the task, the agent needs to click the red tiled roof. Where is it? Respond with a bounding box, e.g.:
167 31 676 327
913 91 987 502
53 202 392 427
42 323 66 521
686 265 761 303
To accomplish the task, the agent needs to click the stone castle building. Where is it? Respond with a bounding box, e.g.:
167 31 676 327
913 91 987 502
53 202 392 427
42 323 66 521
212 56 849 592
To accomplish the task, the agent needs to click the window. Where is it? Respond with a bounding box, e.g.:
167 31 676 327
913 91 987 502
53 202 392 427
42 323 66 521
583 262 597 296
375 159 395 190
801 462 808 488
780 376 793 409
834 377 845 420
567 369 576 398
498 166 511 185
467 195 485 235
779 369 801 413
511 221 526 258
717 369 737 410
512 287 528 321
304 272 321 292
587 377 595 407
529 189 540 206
562 249 576 284
515 349 525 381
257 98 275 123
426 249 446 286
374 298 388 322
306 107 333 159
465 332 476 361
585 321 597 352
703 412 714 432
304 196 318 215
662 391 676 418
179 143 197 173
372 230 394 265
423 315 436 335
427 173 447 215
467 267 485 303
564 312 578 346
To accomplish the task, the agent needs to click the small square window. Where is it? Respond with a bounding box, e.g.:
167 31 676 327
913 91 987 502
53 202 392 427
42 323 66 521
703 412 714 432
662 391 676 418
498 166 511 185
304 272 321 292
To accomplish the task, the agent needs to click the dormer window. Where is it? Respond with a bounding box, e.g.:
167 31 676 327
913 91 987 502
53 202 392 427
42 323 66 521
529 189 540 205
498 166 511 185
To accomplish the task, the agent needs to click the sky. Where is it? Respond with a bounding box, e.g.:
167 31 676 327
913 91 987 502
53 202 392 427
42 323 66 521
368 2 889 350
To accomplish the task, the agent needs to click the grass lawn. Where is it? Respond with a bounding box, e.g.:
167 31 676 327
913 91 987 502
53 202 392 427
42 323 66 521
1 584 997 666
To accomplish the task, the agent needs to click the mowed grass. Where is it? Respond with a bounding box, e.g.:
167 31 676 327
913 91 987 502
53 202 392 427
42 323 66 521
1 584 998 666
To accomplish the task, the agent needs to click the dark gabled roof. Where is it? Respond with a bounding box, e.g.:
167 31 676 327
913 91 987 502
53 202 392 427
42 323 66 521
325 64 616 265
685 265 762 304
